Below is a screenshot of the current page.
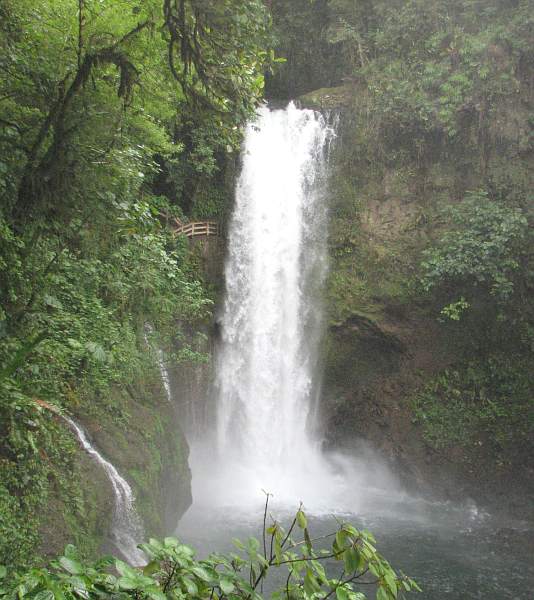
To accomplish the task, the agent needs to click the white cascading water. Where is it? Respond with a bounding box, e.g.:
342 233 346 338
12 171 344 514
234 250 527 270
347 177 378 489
144 324 173 403
157 352 173 403
216 103 330 504
189 103 358 509
63 417 145 565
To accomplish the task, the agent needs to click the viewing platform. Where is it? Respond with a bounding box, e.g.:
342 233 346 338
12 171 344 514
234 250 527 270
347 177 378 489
172 219 219 239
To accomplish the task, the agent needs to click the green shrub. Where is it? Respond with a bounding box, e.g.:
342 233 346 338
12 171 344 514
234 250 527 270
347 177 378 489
420 191 529 308
412 356 534 455
0 505 419 600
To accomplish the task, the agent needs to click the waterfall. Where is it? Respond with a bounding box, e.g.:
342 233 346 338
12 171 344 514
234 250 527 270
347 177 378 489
144 323 172 403
181 101 403 519
156 348 173 403
63 417 145 565
189 103 348 509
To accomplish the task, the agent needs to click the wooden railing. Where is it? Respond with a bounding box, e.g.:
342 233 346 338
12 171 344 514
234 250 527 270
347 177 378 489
172 220 219 239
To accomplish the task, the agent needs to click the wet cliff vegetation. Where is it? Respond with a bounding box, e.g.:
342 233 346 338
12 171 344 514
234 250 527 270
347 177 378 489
0 0 273 568
268 0 534 509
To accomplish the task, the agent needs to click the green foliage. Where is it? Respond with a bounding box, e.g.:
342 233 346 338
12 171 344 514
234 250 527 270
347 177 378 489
0 200 210 566
361 1 533 157
273 0 534 164
439 298 470 322
163 0 274 132
0 0 272 567
412 356 534 457
0 378 83 568
420 191 530 309
267 0 335 98
0 506 420 599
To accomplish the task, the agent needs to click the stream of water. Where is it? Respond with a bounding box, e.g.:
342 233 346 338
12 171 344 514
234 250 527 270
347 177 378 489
63 417 145 565
144 323 173 403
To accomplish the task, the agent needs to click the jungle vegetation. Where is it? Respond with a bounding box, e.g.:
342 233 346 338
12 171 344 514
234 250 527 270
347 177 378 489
0 0 272 569
1 0 533 586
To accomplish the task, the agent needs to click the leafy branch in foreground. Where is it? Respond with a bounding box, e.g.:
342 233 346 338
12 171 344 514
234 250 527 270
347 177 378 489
0 500 420 599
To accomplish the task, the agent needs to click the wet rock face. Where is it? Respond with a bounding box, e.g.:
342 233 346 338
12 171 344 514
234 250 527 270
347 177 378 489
313 92 532 513
88 390 192 539
38 382 193 560
325 315 405 398
298 85 354 111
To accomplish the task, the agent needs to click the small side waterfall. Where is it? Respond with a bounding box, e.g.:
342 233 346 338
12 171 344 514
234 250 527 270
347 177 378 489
63 417 145 565
156 348 173 403
144 323 173 403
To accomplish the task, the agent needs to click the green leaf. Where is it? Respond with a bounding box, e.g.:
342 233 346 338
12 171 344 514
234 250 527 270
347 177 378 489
118 576 138 590
115 560 137 579
304 569 320 595
0 566 6 579
232 538 245 550
411 578 423 592
85 342 107 363
296 510 307 529
67 338 83 350
274 537 282 564
247 537 260 552
343 548 359 574
43 295 63 310
146 586 167 600
59 557 83 575
164 537 178 548
33 592 54 600
384 572 397 597
304 528 312 553
191 566 211 582
143 561 160 576
63 545 78 560
96 554 115 569
182 577 198 595
336 530 348 550
336 585 349 600
377 586 389 600
219 577 235 594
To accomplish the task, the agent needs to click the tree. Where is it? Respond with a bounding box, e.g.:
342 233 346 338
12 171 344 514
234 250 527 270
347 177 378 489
1 0 273 225
0 0 273 566
420 191 531 324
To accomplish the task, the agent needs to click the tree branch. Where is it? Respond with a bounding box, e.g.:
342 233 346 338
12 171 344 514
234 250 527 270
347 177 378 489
14 20 152 222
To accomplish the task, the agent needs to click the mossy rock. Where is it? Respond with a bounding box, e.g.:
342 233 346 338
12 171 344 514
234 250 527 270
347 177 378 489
39 447 113 562
37 378 192 563
298 85 353 111
83 385 192 540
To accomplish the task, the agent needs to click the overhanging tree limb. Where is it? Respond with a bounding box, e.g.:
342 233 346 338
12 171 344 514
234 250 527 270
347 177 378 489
14 20 152 222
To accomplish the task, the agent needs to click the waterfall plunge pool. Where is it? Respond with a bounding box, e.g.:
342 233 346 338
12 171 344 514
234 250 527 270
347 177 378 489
177 495 534 600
